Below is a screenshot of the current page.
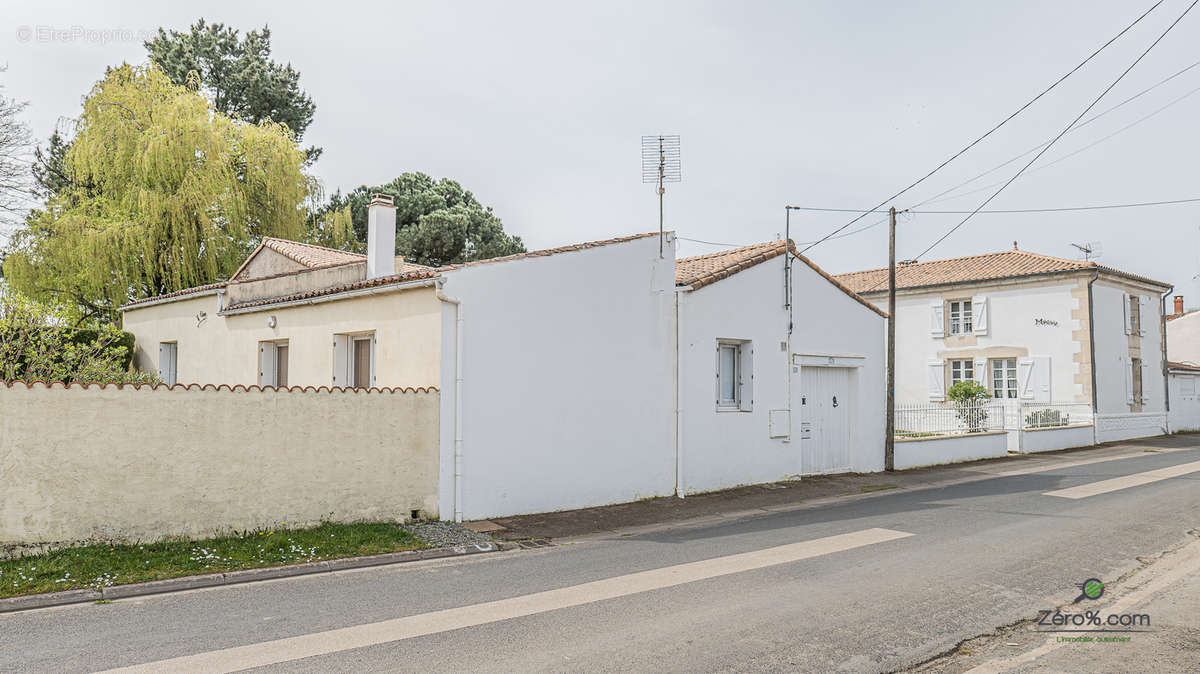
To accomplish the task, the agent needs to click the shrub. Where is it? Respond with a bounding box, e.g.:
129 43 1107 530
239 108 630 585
947 380 990 433
0 291 156 384
1025 408 1069 428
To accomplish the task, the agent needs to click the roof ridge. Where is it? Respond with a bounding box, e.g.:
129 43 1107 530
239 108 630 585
262 237 365 261
833 248 1040 278
676 240 783 263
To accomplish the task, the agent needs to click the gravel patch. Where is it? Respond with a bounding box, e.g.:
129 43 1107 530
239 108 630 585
402 522 496 548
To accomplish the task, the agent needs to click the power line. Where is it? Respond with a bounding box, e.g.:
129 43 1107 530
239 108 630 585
680 196 1200 250
909 0 1199 266
917 57 1200 206
791 0 1165 256
783 196 1200 214
921 82 1200 206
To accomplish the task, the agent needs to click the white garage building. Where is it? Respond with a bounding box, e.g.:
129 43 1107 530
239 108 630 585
675 241 887 493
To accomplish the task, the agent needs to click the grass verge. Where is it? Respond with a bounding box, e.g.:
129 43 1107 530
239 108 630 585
0 521 426 599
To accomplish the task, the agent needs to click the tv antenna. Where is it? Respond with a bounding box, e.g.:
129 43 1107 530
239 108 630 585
1070 241 1103 261
642 135 681 257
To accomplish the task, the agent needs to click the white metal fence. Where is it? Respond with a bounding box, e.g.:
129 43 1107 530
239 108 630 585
896 401 1005 437
1018 402 1093 430
897 401 1094 438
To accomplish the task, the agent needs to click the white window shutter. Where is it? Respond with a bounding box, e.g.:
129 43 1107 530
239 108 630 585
1123 295 1133 335
370 334 377 387
332 334 349 386
974 358 988 388
158 342 177 386
1141 359 1152 403
1017 357 1036 400
930 301 945 338
259 342 277 387
972 295 988 335
1033 356 1051 402
1138 296 1150 336
1125 356 1134 405
739 342 754 411
927 360 946 401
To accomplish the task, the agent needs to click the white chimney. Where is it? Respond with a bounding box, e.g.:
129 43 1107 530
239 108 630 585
367 193 396 279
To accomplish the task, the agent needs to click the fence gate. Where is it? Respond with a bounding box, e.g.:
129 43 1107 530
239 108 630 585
800 366 852 475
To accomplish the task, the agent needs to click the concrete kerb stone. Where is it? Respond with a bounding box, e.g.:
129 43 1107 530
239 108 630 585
0 541 510 615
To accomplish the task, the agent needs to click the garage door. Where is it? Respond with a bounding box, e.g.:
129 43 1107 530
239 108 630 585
801 366 852 475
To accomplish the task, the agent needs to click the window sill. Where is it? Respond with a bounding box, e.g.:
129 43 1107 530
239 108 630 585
717 407 752 413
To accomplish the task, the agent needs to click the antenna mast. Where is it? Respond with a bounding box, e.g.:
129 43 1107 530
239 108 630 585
642 135 681 257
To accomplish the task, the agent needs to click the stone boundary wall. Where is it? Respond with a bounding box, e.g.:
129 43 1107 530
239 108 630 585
1 382 439 557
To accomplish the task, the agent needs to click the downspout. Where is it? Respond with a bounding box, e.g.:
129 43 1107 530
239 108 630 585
674 288 684 498
435 278 465 523
1161 285 1174 433
1087 269 1099 445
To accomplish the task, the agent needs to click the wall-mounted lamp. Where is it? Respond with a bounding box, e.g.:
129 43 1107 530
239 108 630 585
267 315 277 329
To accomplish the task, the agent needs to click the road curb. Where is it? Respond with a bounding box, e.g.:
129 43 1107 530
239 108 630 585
0 541 517 615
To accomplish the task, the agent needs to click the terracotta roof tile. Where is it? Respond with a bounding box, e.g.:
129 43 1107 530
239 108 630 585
676 240 888 318
260 237 365 268
833 248 1169 294
221 268 440 311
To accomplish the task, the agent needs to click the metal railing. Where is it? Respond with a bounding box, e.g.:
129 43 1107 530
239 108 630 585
895 401 1006 438
1019 401 1093 430
896 400 1094 438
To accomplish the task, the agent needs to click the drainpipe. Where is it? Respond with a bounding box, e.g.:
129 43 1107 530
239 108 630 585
1087 269 1099 446
434 278 465 523
1161 285 1174 432
674 288 684 498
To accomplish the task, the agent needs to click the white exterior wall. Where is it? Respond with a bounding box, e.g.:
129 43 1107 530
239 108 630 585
876 281 1082 405
1168 371 1200 432
122 287 442 389
1020 425 1096 454
437 235 677 520
1092 282 1166 415
1167 312 1200 365
677 256 885 493
893 432 1007 469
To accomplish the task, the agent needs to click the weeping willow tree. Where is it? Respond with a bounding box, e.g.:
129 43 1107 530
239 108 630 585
2 63 311 321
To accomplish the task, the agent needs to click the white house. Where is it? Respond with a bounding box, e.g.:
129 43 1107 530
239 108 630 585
120 196 889 519
675 241 887 492
834 245 1173 444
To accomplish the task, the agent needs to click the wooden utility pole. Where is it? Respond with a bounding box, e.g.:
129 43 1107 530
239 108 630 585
885 206 897 471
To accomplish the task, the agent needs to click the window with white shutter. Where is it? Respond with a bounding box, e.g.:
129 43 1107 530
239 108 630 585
716 340 752 411
1139 358 1151 403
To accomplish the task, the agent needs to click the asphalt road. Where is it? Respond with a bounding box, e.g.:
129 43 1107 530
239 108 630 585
2 442 1198 673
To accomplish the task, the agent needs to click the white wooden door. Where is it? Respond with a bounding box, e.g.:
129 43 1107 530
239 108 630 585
801 366 852 475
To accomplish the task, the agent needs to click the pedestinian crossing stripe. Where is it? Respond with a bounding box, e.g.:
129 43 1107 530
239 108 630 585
1043 459 1200 499
102 528 913 673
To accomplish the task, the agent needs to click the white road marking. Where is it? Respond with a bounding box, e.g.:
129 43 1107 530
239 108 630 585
1043 460 1200 499
100 528 913 673
986 446 1195 479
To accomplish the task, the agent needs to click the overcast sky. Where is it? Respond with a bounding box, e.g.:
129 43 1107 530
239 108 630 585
4 1 1199 303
